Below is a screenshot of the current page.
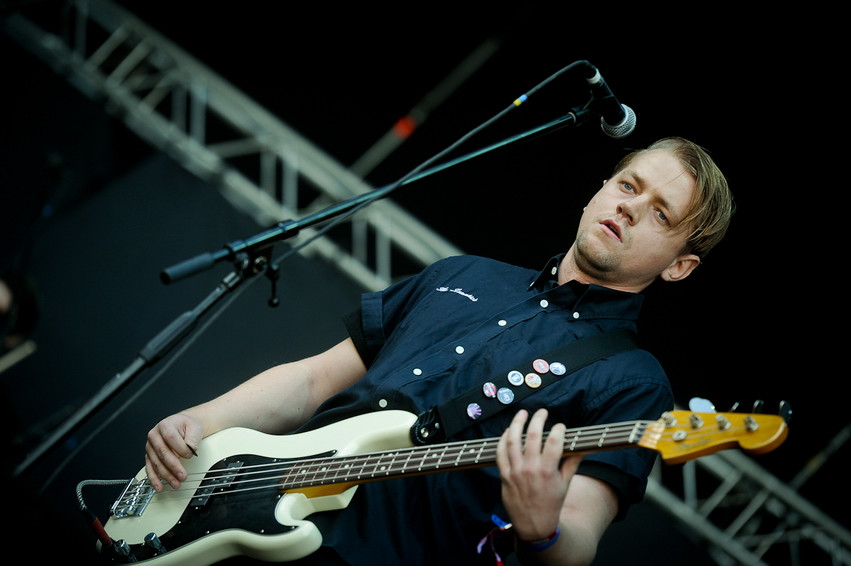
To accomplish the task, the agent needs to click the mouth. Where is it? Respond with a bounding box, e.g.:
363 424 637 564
599 220 622 243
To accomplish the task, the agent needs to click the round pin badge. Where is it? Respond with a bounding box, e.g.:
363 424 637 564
532 358 550 373
467 403 483 419
482 382 497 398
525 373 542 388
549 362 566 375
497 387 515 404
507 370 524 386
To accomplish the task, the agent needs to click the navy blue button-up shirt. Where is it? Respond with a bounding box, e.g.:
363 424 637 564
301 255 673 565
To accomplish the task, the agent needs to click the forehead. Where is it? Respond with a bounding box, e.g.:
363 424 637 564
623 149 688 181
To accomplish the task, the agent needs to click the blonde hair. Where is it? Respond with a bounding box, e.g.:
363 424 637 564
613 137 735 258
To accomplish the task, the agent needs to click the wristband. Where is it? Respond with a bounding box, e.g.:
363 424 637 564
517 526 560 551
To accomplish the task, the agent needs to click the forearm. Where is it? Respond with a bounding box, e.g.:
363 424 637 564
186 338 367 437
513 519 599 566
183 360 318 436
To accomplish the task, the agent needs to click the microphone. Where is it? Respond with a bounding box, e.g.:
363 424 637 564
582 63 636 138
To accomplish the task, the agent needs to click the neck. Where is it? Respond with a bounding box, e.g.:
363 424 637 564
557 248 647 294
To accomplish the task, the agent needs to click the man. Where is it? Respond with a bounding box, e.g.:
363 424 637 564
144 137 733 566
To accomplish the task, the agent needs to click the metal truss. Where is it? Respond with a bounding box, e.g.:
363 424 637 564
5 3 850 565
2 0 463 291
646 421 851 565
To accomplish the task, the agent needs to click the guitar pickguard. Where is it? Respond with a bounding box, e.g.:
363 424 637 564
109 450 336 563
102 410 420 564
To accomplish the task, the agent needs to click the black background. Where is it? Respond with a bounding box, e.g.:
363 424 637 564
1 3 846 564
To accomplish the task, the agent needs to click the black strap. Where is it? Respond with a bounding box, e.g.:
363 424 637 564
410 328 639 445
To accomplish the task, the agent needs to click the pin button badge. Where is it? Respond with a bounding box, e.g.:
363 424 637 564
549 362 566 375
497 387 515 404
467 403 483 419
483 382 497 398
525 373 542 388
507 370 524 386
532 358 549 373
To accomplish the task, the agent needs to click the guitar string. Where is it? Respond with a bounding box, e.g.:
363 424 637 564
113 420 762 511
165 421 647 486
115 422 650 510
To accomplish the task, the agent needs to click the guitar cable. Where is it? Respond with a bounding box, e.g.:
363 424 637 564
76 479 127 550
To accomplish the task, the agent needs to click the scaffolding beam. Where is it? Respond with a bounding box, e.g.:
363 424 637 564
3 0 463 292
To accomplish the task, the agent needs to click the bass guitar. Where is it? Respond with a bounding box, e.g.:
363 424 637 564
98 408 788 564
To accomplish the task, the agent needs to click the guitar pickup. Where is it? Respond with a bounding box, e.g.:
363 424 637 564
191 460 244 507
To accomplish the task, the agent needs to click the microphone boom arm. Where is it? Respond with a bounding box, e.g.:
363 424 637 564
160 108 593 284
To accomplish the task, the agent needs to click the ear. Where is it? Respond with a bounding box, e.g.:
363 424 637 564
660 253 700 282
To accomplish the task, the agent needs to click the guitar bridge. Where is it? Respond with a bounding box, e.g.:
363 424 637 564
111 478 157 518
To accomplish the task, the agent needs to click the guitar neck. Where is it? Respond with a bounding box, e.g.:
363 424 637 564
280 420 650 491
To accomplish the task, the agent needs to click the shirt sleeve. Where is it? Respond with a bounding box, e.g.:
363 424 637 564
342 307 375 367
570 357 674 521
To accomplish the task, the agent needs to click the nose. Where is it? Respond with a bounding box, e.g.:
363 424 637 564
616 197 637 225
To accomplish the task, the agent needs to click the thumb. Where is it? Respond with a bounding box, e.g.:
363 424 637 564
559 454 584 483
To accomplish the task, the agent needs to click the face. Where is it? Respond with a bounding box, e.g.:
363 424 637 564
564 149 700 292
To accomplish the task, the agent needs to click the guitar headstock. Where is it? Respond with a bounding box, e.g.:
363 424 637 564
639 400 790 465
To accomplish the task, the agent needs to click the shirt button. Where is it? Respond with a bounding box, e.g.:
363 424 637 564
551 266 558 276
498 319 507 326
573 311 580 319
540 299 549 308
378 399 388 408
455 345 465 354
413 368 423 376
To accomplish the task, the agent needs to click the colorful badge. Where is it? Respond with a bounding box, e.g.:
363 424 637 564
507 370 524 386
483 382 497 398
525 373 542 388
497 387 515 404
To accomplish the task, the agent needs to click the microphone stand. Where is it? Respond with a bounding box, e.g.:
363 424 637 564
160 108 592 284
12 107 593 480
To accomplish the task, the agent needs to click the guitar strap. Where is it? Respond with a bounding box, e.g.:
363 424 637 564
410 328 639 445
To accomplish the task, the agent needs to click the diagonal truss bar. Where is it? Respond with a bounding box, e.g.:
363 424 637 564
3 0 463 291
646 417 851 565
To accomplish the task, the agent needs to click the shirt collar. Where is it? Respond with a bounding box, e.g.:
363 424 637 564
529 254 564 291
528 254 644 320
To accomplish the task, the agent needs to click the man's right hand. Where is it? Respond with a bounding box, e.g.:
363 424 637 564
144 412 204 492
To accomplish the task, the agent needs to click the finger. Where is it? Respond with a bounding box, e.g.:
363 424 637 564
524 408 549 454
507 409 531 456
543 422 566 457
146 432 188 490
144 453 164 492
498 409 529 466
160 422 198 460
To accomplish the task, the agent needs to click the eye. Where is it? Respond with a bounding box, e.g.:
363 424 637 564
621 182 635 193
656 209 669 225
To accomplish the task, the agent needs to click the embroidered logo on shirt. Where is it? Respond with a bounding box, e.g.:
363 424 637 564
435 286 478 302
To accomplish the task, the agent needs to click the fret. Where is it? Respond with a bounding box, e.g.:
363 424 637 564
398 448 414 475
473 440 487 464
276 420 676 490
568 430 580 452
597 426 609 448
452 443 468 467
433 445 449 469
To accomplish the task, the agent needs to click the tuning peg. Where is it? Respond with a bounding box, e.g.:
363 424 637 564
778 400 793 423
752 400 765 413
688 397 716 413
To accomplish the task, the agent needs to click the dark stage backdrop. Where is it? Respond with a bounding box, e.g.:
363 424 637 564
2 9 845 564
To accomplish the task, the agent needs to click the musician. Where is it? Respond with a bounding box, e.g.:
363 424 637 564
144 137 734 566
